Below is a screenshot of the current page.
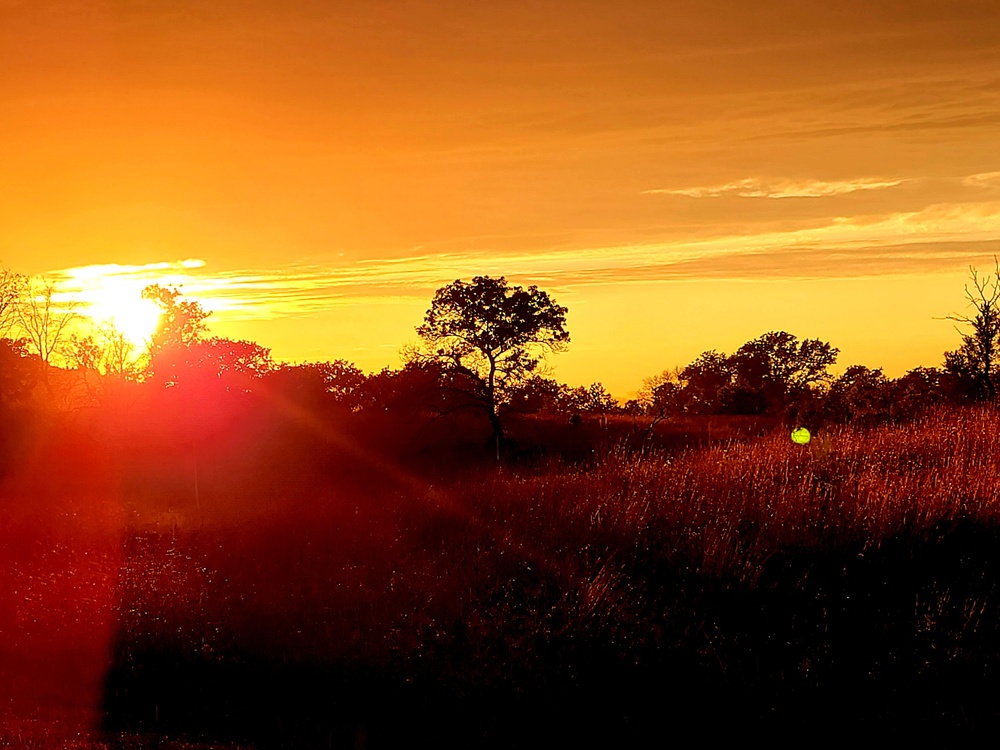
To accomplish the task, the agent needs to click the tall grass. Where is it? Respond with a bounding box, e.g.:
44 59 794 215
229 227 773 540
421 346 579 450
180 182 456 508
9 404 1000 746
374 403 1000 741
461 404 1000 582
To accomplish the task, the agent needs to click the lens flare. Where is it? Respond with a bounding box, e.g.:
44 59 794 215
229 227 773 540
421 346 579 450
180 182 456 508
791 427 811 445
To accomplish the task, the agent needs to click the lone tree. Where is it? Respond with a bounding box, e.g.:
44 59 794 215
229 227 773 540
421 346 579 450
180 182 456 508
411 275 569 443
943 258 1000 401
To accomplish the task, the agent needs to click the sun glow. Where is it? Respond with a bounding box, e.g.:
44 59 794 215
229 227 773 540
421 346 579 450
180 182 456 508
55 261 210 350
76 277 163 349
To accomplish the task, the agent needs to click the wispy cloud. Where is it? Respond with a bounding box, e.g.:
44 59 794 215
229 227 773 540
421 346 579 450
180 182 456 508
643 177 907 199
47 197 1000 333
53 259 206 286
963 172 1000 189
50 259 204 292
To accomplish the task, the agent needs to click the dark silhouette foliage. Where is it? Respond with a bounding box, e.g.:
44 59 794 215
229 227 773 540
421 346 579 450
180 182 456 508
507 375 568 414
142 284 212 352
942 259 1000 402
507 377 618 417
679 351 732 414
579 382 618 413
0 337 36 408
145 336 273 396
729 331 839 414
0 267 24 336
185 337 275 394
262 360 366 413
410 276 569 441
359 360 460 416
891 367 950 419
642 333 840 421
15 277 79 385
142 284 212 385
823 365 893 425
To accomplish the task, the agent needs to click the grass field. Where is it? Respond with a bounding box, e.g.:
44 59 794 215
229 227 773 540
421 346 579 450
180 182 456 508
2 404 1000 747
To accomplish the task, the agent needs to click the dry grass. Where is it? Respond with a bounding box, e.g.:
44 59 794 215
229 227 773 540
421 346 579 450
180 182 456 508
5 404 1000 746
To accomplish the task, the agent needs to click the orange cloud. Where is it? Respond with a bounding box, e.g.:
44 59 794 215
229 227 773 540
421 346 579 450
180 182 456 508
963 172 1000 190
644 177 907 199
47 195 1000 331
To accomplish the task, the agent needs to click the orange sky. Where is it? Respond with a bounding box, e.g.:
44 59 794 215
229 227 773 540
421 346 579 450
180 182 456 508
3 1 1000 397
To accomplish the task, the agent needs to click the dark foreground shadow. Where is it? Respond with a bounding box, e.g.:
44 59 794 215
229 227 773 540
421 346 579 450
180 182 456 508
101 647 706 749
100 518 1000 749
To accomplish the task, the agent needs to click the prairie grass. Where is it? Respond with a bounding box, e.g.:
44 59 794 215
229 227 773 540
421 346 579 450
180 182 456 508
5 404 1000 746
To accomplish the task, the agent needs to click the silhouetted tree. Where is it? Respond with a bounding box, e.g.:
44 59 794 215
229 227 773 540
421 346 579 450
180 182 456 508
67 322 140 379
507 375 566 414
160 337 274 395
359 361 455 416
142 285 212 385
0 338 36 408
141 337 275 445
65 324 141 408
635 368 686 441
557 385 590 414
15 277 80 386
729 331 838 414
0 268 25 336
143 284 211 351
409 276 569 443
679 351 733 414
891 366 949 420
622 398 644 416
101 325 142 381
583 382 618 413
942 259 1000 401
636 368 681 413
823 365 892 425
263 360 366 412
507 377 616 416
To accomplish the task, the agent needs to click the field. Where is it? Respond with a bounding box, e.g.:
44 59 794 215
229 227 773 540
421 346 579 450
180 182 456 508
2 405 1000 747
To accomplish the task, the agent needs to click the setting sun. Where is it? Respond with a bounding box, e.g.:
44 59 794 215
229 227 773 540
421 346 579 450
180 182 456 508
67 270 164 348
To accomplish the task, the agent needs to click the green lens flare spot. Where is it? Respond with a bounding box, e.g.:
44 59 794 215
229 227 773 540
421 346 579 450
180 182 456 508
791 427 811 445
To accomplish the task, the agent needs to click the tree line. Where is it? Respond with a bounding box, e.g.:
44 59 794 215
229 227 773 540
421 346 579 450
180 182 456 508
0 263 996 447
397 266 1000 441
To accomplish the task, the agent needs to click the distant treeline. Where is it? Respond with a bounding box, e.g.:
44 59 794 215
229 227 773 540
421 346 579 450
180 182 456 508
0 264 995 445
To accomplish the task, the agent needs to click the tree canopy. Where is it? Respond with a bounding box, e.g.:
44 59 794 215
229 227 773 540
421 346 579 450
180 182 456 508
141 285 212 385
143 285 211 356
729 331 839 413
411 275 569 441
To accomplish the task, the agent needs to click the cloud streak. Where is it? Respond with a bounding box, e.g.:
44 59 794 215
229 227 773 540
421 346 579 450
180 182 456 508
964 172 1000 189
644 177 907 199
49 198 1000 329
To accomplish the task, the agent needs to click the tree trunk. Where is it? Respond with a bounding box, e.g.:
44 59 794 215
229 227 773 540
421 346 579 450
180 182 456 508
485 355 504 448
486 399 504 434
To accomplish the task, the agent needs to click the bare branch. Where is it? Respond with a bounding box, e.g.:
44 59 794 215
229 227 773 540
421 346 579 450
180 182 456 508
941 256 1000 401
15 277 80 371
